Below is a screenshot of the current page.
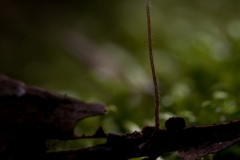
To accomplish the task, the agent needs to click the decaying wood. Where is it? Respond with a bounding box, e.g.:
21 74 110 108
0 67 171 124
1 74 240 160
0 74 106 159
46 120 240 160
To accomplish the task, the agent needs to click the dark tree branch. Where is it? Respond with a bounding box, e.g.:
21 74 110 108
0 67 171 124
1 74 240 160
47 121 240 160
0 74 106 159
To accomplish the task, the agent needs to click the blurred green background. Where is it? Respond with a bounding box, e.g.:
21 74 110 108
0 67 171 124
1 0 240 159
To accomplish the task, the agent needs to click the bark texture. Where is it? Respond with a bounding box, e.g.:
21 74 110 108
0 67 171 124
1 74 240 160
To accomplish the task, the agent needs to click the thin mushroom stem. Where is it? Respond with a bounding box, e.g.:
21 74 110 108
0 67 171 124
146 0 160 129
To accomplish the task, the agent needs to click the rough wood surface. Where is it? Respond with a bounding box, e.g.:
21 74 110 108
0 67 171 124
1 74 240 160
0 74 106 159
44 119 240 160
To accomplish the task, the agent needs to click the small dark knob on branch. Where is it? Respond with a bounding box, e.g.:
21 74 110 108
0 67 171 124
165 117 187 131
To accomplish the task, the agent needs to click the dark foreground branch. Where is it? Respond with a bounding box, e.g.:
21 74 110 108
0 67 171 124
0 74 106 159
46 120 240 160
1 75 240 160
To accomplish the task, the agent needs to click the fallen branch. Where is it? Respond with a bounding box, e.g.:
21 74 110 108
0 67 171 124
46 120 240 160
0 74 106 159
1 75 240 160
